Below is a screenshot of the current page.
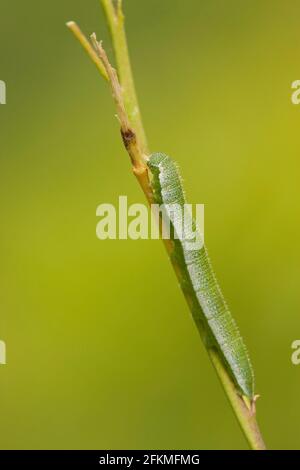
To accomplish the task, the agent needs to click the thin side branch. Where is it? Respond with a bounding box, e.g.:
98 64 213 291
67 22 108 81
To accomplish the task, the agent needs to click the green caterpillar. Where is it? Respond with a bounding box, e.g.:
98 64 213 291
147 152 254 400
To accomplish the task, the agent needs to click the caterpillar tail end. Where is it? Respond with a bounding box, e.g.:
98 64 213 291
242 394 260 415
242 395 252 411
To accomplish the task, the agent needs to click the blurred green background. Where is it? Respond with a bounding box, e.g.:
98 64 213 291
0 0 299 450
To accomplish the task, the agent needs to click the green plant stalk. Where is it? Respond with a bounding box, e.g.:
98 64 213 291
67 0 266 450
209 350 265 450
101 0 148 155
99 2 266 450
67 21 109 81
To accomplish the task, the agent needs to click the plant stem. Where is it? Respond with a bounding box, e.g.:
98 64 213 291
90 35 150 197
67 0 266 450
101 0 148 154
209 349 266 450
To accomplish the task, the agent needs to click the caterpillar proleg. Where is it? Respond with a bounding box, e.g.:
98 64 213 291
147 152 254 400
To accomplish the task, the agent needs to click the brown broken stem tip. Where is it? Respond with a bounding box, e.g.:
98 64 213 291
90 34 147 174
90 34 130 133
